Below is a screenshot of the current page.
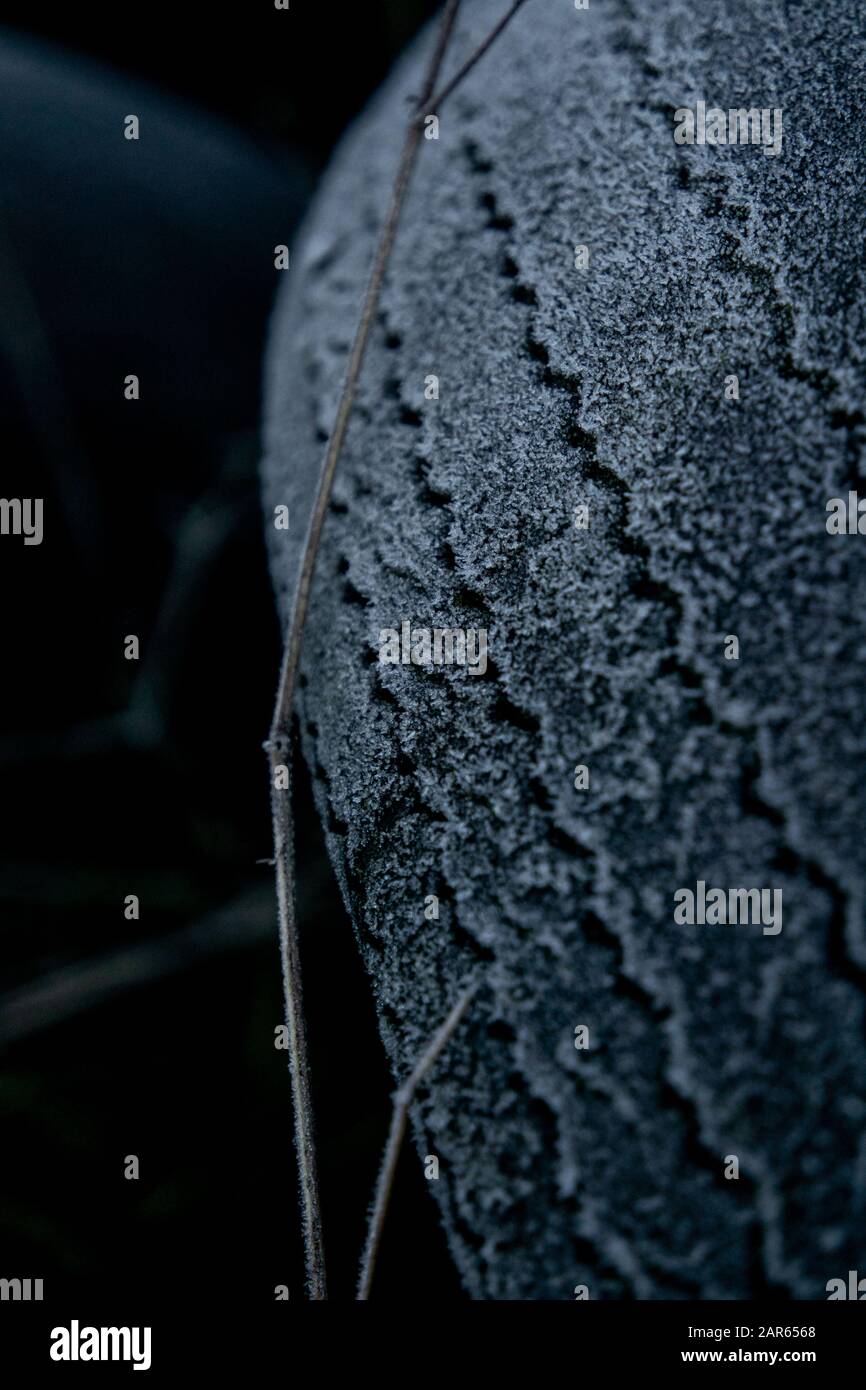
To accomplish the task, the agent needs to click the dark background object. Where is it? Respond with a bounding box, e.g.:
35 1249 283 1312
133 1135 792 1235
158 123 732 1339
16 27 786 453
0 1 463 1300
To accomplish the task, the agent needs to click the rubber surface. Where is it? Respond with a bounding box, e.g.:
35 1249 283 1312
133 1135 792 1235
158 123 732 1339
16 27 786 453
262 0 866 1299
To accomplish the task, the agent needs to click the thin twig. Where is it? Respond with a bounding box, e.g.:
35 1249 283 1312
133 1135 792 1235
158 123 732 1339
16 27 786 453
356 983 477 1301
265 0 463 1303
421 0 530 117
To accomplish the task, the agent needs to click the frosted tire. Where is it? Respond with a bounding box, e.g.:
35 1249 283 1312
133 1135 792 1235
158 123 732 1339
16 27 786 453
262 0 866 1300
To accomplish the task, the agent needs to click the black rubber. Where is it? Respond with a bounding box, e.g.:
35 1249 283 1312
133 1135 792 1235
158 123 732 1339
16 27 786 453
262 0 866 1299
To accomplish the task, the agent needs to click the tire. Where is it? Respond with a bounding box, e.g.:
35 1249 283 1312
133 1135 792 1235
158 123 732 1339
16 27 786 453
261 0 866 1299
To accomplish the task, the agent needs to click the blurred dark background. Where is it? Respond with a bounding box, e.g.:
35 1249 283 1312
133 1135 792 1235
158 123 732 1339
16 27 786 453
0 0 466 1302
